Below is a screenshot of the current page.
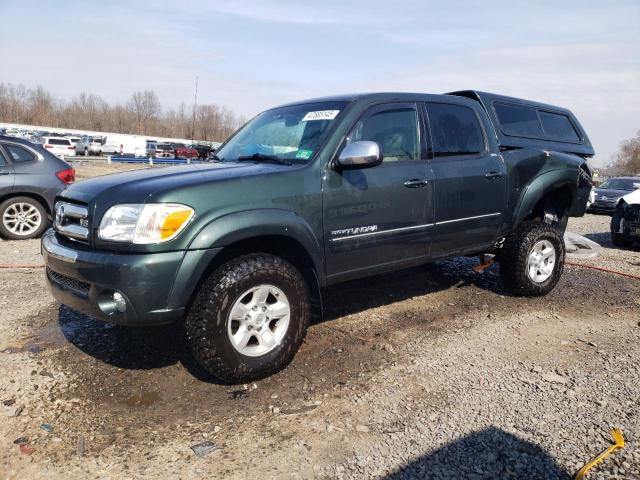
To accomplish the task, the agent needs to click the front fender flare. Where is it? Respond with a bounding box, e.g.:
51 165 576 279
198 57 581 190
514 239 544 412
187 208 324 274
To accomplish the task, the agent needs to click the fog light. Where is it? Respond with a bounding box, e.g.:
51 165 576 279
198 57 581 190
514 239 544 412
113 292 127 313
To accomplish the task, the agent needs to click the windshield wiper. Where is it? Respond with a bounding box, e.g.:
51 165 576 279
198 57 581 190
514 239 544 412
236 153 292 166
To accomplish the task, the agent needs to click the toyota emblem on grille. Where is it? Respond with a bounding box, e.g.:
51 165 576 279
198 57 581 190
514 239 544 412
54 203 64 230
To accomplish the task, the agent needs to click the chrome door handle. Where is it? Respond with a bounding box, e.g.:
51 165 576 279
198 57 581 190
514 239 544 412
485 171 505 179
403 179 428 188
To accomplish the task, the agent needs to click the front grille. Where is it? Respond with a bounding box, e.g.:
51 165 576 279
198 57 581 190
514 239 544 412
627 205 640 218
54 201 89 244
46 267 90 295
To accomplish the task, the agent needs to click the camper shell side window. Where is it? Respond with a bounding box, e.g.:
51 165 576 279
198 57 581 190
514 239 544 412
492 101 582 145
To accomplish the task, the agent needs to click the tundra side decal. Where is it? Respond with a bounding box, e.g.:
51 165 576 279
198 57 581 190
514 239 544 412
330 225 379 238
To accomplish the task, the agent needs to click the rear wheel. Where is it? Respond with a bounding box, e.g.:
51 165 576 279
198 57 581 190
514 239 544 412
0 196 48 240
499 222 565 296
610 209 631 247
184 253 310 383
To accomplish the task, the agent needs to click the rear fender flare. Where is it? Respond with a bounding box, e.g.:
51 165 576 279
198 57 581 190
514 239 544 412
513 168 579 225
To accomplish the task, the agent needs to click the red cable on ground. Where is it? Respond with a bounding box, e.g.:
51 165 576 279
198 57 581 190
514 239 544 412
0 264 45 269
1 262 638 282
565 261 640 281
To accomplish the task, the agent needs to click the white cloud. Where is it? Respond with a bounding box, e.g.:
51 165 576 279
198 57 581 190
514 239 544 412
137 0 406 27
364 42 640 166
0 0 637 164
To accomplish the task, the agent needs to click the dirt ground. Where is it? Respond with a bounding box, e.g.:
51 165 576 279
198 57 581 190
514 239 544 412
1 162 639 479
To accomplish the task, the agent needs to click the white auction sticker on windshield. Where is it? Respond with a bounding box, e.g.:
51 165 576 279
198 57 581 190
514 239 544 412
302 110 340 121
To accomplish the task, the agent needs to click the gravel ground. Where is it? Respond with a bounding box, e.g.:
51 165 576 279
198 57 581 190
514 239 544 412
567 214 640 278
0 163 638 479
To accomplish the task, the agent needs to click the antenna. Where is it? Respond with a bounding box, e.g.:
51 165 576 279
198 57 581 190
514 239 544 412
191 76 198 141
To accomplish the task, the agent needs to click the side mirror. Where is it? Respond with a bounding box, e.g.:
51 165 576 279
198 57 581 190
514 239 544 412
335 141 382 169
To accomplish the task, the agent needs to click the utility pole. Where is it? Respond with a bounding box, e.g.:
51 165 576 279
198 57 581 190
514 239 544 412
191 76 198 141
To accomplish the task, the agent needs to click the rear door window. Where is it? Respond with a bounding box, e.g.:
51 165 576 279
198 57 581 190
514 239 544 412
4 144 36 163
0 149 7 165
539 111 580 142
494 103 544 138
426 103 485 157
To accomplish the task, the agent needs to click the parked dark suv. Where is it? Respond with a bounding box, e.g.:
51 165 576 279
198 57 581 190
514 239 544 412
0 136 74 239
43 91 593 382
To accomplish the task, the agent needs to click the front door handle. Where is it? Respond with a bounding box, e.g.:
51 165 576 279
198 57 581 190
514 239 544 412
0 170 11 176
485 171 505 180
403 179 428 188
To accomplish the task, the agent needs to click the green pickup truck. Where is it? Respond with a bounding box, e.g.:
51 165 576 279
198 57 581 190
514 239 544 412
43 91 594 382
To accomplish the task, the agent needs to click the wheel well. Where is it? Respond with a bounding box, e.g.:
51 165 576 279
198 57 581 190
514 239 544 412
0 192 52 217
195 235 322 321
526 185 574 226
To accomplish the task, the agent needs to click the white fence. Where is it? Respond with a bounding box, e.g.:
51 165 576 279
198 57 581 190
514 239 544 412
0 121 222 148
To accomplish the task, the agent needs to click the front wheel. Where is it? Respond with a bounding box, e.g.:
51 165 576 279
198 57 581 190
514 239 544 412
499 222 565 296
184 253 310 383
610 209 632 248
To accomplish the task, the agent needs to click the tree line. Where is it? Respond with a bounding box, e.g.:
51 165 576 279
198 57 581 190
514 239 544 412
0 83 245 142
611 130 640 175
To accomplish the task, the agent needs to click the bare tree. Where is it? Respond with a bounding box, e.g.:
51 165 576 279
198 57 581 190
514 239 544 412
0 83 30 124
612 130 640 175
27 86 56 125
64 92 108 131
127 90 161 134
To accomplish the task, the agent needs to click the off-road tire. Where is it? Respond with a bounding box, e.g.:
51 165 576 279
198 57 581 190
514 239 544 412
499 221 565 296
610 210 631 247
184 253 310 383
0 196 48 240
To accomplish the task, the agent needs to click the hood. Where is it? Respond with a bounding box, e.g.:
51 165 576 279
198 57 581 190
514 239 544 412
594 187 631 198
622 189 640 205
59 162 290 204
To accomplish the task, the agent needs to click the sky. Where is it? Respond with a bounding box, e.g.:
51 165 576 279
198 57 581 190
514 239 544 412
0 0 638 166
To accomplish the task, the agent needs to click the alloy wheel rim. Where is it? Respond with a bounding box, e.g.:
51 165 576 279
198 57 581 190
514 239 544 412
227 284 291 357
3 202 41 236
527 239 557 283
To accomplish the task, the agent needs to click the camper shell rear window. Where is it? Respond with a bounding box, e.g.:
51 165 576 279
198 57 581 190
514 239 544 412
493 101 581 144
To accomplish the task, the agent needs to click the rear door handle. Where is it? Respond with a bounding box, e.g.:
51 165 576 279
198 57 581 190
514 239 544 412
403 179 429 188
485 171 505 179
0 170 12 176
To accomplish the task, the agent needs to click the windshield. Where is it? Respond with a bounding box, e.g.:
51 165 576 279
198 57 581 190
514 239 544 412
599 178 639 191
215 101 348 164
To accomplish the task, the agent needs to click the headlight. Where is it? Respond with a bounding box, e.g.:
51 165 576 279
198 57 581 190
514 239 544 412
99 203 194 244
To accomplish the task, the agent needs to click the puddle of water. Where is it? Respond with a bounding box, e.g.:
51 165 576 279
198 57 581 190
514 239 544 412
123 391 161 407
1 321 68 354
